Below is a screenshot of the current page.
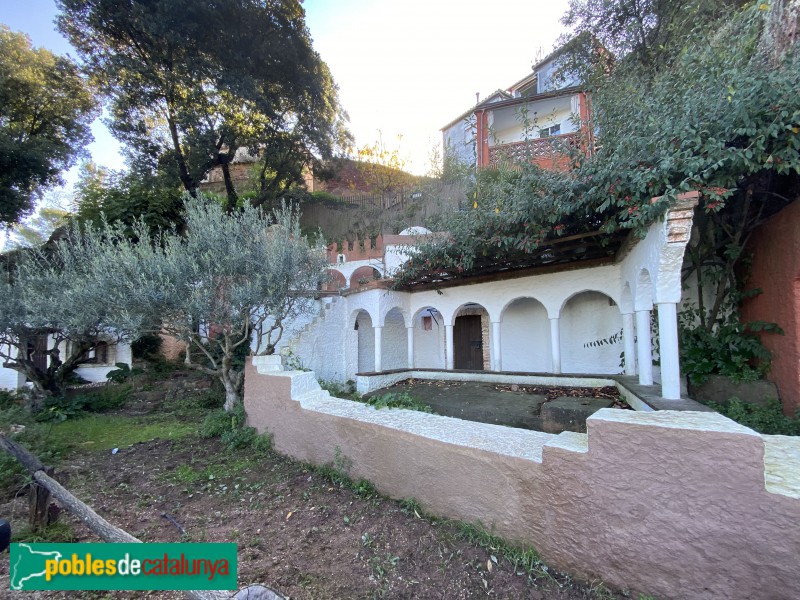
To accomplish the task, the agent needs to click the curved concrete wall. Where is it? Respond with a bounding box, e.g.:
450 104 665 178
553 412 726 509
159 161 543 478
245 360 800 600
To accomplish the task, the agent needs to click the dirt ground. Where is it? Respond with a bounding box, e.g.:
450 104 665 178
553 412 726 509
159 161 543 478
0 433 636 600
365 380 628 432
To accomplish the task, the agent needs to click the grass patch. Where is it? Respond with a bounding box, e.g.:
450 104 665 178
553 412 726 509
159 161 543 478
364 391 433 413
11 521 76 543
455 522 547 582
48 414 196 453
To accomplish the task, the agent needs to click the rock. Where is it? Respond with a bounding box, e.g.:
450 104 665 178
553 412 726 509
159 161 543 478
541 396 614 434
688 375 779 407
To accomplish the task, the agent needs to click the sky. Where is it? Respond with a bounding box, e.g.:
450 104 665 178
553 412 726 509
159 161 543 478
1 0 572 180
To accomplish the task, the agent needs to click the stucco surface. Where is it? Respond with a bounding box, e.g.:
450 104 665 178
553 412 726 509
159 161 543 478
740 199 800 412
246 360 800 600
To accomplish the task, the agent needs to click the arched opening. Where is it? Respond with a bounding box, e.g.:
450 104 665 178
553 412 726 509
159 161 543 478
324 269 346 291
354 309 375 373
350 266 381 287
500 297 550 372
411 306 445 369
381 307 408 370
452 303 490 370
561 291 623 374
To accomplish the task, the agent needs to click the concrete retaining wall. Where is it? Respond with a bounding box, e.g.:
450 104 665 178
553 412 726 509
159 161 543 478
244 358 800 600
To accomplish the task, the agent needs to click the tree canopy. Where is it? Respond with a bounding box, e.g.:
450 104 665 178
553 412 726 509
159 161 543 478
400 3 799 299
122 197 329 410
57 0 350 211
0 25 97 227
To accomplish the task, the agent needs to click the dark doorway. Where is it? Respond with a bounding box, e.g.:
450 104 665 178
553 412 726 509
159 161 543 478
454 315 483 370
31 334 49 373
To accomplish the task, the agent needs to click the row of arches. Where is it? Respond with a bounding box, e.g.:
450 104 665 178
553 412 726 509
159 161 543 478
351 291 623 375
323 267 381 291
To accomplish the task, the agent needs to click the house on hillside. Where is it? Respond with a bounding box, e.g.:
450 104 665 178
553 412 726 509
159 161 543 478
442 46 591 171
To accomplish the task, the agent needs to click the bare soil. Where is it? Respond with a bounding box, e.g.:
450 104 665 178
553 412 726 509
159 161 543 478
0 433 632 599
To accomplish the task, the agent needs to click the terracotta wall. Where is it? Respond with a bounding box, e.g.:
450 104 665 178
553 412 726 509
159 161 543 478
741 200 800 413
244 362 800 600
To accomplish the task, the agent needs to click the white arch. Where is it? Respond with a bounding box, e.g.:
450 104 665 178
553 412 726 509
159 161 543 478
635 268 655 311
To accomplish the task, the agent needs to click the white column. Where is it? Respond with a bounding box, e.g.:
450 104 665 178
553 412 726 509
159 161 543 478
549 317 561 374
445 324 454 369
635 309 653 385
374 326 383 372
491 321 502 371
406 325 414 370
657 302 681 399
622 312 637 376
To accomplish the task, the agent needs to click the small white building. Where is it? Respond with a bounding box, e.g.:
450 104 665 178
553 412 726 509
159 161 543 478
0 337 133 391
280 195 699 402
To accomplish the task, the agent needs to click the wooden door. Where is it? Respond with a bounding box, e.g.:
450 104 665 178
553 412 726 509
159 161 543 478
31 334 48 373
454 315 483 370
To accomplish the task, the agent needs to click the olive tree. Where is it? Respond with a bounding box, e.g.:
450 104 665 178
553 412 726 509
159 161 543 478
0 224 147 401
141 197 328 411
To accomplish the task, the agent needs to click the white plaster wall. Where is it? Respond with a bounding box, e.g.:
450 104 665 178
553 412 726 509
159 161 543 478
0 365 23 390
489 96 575 146
282 297 349 382
501 298 551 372
381 309 407 370
412 310 445 368
357 312 375 373
330 259 384 286
561 292 624 374
443 119 475 167
74 341 133 383
408 264 621 326
384 245 412 277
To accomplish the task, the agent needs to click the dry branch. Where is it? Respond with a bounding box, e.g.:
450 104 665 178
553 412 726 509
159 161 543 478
0 434 232 600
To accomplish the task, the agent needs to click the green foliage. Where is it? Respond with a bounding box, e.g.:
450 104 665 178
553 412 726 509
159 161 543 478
711 398 800 436
0 405 70 496
130 334 163 360
0 25 97 226
34 384 131 422
679 304 782 385
456 522 546 582
364 392 433 413
0 218 154 399
200 401 272 454
12 521 76 543
398 4 800 301
310 190 345 205
57 0 350 210
318 379 360 401
106 363 143 383
72 162 185 234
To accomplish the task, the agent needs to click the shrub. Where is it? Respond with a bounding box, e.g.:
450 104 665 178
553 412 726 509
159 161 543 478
200 402 272 453
106 363 143 383
711 398 800 436
131 334 163 359
365 392 432 413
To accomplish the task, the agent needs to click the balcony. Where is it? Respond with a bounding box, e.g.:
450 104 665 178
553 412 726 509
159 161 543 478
487 132 582 169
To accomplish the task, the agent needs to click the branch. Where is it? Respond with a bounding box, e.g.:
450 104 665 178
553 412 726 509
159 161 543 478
0 435 229 600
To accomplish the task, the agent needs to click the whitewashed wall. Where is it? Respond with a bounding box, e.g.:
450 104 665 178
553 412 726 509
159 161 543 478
73 342 133 383
356 311 375 373
382 309 407 370
561 292 624 374
412 309 445 369
500 298 551 372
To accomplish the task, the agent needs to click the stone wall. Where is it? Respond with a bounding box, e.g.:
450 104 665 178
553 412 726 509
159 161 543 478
245 360 800 600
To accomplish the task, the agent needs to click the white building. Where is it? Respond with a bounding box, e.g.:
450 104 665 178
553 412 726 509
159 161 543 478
279 195 698 402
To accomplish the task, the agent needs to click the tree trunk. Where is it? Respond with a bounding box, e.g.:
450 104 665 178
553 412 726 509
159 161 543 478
220 357 244 412
220 160 239 212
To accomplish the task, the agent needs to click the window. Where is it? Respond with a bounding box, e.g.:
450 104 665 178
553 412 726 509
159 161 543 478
539 124 561 138
422 316 433 331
